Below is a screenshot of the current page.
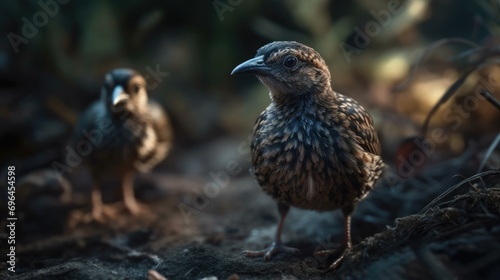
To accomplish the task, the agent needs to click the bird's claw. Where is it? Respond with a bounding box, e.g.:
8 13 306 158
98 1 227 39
125 201 152 216
242 242 300 261
328 248 349 270
91 205 119 222
314 246 351 271
314 249 335 258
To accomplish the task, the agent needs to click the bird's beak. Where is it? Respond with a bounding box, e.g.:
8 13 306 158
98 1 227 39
112 86 128 107
231 55 272 76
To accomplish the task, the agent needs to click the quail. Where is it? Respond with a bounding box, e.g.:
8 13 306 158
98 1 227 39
72 68 172 221
231 41 384 269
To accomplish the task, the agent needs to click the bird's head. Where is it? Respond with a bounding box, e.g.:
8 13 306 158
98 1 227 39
102 68 148 115
232 41 332 101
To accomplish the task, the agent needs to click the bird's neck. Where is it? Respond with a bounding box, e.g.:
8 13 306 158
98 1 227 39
271 85 336 110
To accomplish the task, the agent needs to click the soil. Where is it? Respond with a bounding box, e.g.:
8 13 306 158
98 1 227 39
2 151 500 280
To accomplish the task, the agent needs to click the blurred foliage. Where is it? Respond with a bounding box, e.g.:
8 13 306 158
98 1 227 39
0 0 499 171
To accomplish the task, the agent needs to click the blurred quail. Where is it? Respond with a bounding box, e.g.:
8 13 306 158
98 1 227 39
232 41 384 269
72 68 172 221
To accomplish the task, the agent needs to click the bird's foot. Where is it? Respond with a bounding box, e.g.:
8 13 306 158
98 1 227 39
314 246 351 271
124 200 152 216
91 205 119 222
72 205 118 224
242 241 300 261
328 248 350 270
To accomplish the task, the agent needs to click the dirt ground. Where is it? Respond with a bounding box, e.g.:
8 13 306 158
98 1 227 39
2 140 500 280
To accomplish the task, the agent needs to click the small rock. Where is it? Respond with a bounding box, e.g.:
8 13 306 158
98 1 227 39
148 270 168 280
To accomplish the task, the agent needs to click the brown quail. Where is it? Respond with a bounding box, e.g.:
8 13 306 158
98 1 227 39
72 68 172 221
231 41 384 269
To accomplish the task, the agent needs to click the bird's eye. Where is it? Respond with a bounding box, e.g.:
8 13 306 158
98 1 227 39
283 56 298 68
133 83 141 93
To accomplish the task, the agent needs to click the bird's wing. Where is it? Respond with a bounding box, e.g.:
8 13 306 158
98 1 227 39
249 107 270 160
132 100 172 172
71 101 103 146
336 94 381 156
147 100 173 145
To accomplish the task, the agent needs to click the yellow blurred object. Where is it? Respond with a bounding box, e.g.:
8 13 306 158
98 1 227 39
449 133 465 154
396 74 455 126
374 53 410 82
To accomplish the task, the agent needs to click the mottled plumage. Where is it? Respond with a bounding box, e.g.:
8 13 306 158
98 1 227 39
73 68 172 221
232 41 383 269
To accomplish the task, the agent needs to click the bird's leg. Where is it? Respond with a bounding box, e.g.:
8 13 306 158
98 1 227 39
91 182 105 222
122 171 149 215
329 205 354 270
243 202 300 261
313 204 354 270
89 182 118 222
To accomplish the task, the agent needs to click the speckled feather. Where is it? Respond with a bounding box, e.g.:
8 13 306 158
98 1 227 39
249 42 384 211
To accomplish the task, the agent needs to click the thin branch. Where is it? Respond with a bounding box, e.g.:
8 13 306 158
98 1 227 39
477 132 500 173
480 89 500 111
418 170 500 215
422 58 500 135
396 38 480 91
